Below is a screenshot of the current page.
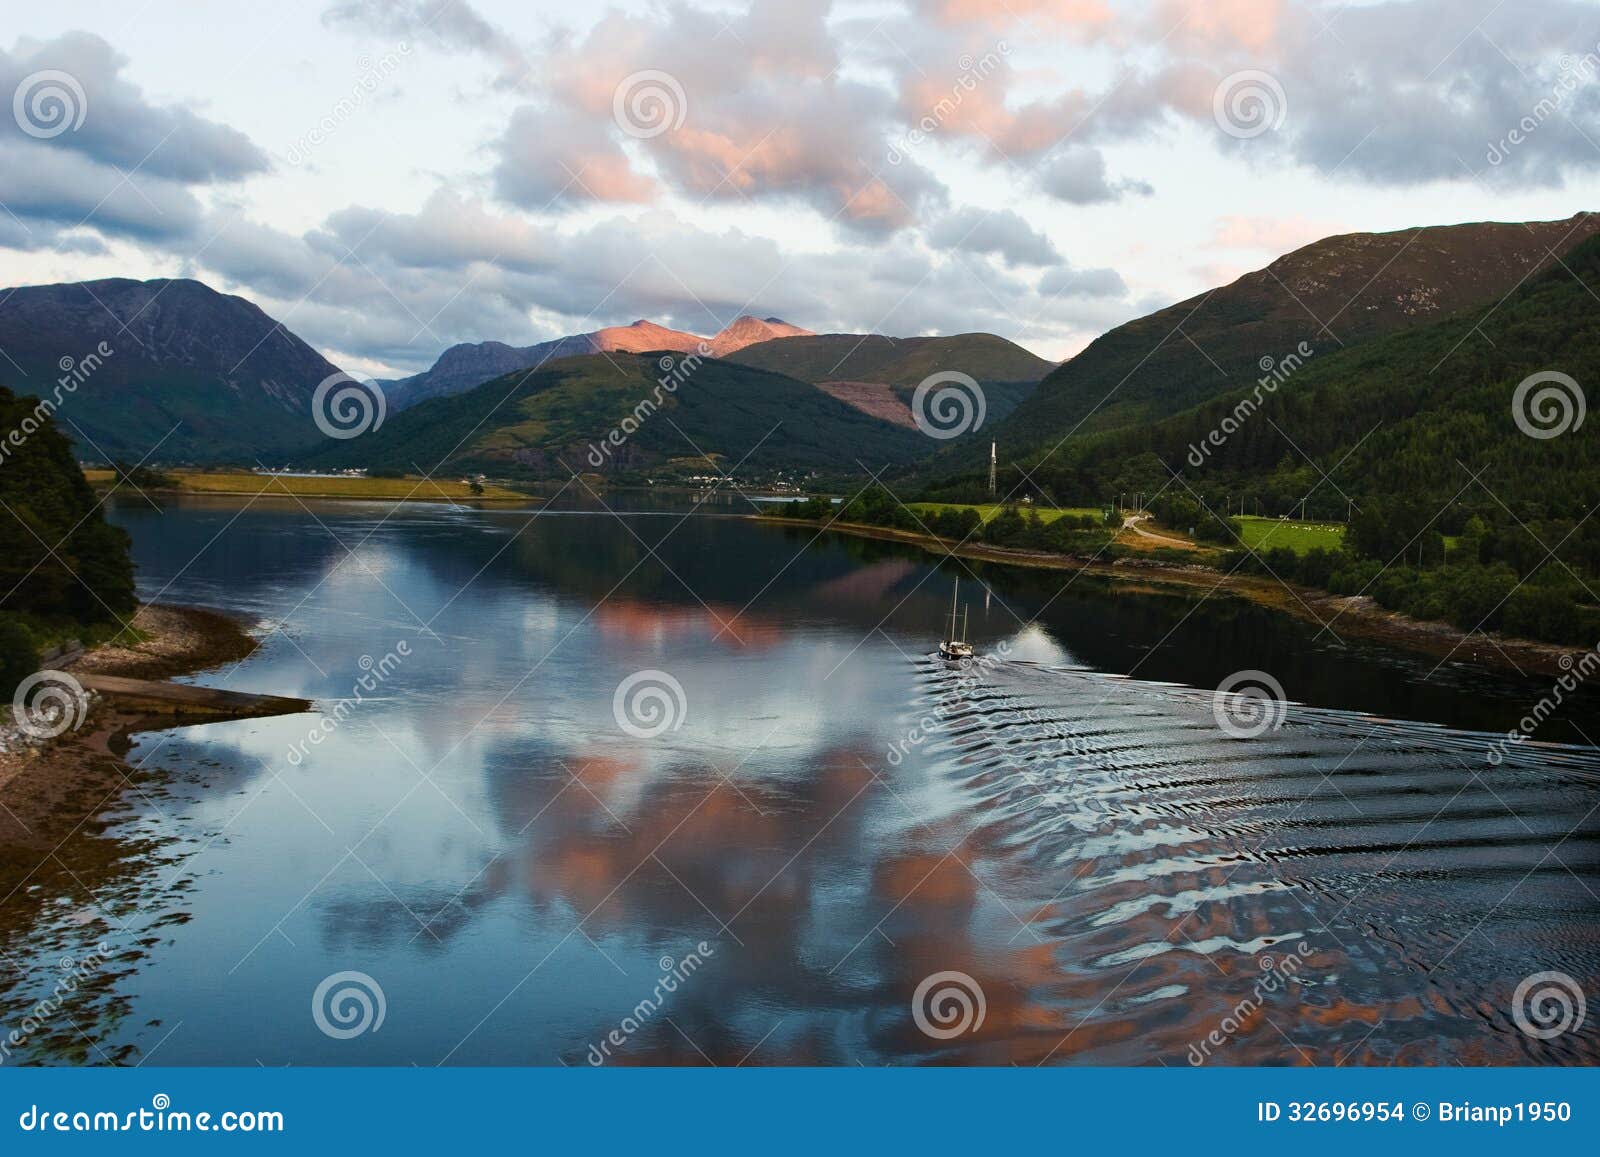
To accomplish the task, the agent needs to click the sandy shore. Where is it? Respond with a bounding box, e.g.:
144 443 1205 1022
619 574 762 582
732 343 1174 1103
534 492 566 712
753 515 1585 677
0 604 258 872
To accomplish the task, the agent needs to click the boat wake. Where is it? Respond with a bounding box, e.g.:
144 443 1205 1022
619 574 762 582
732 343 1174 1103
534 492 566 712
888 656 1600 1065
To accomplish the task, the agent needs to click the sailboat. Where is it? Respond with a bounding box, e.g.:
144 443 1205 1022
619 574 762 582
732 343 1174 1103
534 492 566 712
938 579 974 663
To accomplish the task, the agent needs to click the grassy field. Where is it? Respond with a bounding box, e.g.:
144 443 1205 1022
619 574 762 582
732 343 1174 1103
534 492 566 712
1236 515 1346 554
909 502 1105 525
83 469 528 501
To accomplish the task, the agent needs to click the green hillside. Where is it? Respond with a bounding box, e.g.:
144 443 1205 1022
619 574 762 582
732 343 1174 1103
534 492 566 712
727 332 1053 388
1050 235 1600 518
305 352 933 481
958 214 1600 471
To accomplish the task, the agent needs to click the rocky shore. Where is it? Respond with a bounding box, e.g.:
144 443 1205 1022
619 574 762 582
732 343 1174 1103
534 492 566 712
0 604 258 864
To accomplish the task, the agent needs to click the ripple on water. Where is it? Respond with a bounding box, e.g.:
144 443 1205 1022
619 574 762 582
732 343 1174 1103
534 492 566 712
907 656 1600 1065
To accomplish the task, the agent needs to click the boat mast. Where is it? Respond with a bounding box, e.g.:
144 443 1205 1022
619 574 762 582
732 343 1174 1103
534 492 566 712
949 579 959 639
961 606 968 643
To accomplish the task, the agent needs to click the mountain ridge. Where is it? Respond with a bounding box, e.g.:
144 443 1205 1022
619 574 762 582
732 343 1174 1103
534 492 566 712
385 313 819 410
309 351 933 481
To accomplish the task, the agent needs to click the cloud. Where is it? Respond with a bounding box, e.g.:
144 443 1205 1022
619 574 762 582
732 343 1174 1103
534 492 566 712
322 0 533 89
915 0 1115 38
1038 263 1128 299
0 140 203 242
1206 214 1336 253
187 193 1128 373
1153 0 1286 55
0 31 270 184
493 112 657 207
1036 146 1153 204
0 213 105 256
926 206 1061 266
1153 0 1600 186
488 0 945 234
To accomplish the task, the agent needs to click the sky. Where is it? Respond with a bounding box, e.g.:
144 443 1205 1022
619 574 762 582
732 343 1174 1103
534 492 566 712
3 0 1600 378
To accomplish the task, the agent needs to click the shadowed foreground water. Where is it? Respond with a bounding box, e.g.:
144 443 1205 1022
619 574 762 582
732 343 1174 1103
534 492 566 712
1 496 1596 1065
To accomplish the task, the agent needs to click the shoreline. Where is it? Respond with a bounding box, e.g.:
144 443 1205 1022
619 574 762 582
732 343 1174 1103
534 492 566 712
750 515 1585 678
0 604 260 879
84 469 533 504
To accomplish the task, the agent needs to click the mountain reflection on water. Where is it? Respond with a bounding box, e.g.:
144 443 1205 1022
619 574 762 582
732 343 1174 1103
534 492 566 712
0 494 1595 1065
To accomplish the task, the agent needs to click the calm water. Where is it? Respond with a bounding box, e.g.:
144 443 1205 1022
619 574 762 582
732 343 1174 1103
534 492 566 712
3 494 1598 1065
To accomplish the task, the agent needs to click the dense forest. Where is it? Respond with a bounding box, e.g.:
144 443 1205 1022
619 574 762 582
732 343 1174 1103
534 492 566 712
0 385 136 697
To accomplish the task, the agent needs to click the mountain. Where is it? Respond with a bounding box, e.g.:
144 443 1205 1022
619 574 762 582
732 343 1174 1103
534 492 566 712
306 352 930 480
1004 229 1600 647
706 316 814 356
1041 229 1600 521
969 213 1600 468
387 315 815 410
0 278 340 462
383 322 701 410
725 332 1054 428
727 332 1052 386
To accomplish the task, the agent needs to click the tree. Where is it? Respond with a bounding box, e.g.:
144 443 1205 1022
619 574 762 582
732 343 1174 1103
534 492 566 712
0 386 136 628
0 616 38 700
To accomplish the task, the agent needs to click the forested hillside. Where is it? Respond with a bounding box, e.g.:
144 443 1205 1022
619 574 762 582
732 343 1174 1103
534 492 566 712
0 386 136 695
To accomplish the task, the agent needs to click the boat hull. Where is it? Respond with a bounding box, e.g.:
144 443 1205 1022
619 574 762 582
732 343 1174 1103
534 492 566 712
938 642 973 663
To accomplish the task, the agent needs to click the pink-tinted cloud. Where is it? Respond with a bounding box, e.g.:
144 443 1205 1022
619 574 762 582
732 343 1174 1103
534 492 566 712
919 0 1116 38
1154 0 1288 55
1207 215 1338 253
494 112 656 207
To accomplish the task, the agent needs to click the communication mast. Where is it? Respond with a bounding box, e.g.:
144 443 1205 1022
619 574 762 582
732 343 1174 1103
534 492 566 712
988 441 996 497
